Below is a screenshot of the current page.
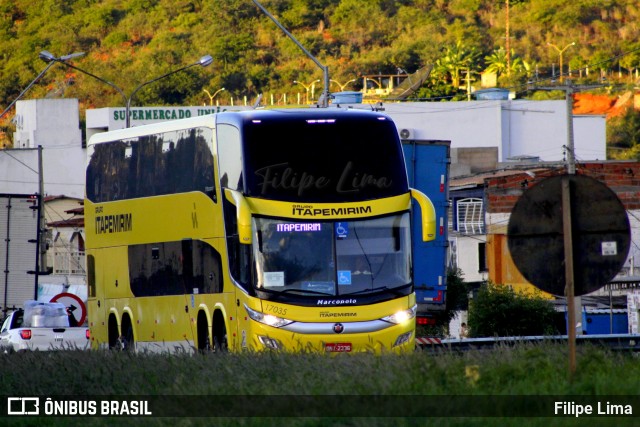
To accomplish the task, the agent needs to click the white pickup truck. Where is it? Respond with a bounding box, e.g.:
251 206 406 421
0 301 90 352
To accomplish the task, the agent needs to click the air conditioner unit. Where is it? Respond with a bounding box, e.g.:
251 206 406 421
399 128 415 140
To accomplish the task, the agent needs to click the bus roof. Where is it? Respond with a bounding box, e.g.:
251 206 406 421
87 108 394 147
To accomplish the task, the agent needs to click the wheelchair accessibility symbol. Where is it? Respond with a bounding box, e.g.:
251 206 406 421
335 222 349 239
338 270 352 285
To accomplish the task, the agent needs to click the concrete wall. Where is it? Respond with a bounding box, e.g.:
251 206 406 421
0 99 84 198
451 147 498 177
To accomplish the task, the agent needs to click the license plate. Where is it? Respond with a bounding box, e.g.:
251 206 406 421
324 343 352 352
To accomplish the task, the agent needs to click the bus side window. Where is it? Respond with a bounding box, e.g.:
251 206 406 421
217 125 243 192
203 244 223 294
193 242 223 294
182 239 194 292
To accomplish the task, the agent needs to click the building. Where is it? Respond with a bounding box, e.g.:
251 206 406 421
383 100 605 164
449 160 640 300
1 99 85 199
44 196 85 281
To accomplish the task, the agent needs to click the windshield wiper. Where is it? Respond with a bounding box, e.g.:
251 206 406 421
342 284 410 296
261 287 334 296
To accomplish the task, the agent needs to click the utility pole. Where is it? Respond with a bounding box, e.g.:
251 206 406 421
535 80 602 376
536 80 602 173
505 0 510 77
31 145 47 297
462 69 474 101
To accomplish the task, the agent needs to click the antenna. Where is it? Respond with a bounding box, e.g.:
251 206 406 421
253 94 263 109
252 0 329 107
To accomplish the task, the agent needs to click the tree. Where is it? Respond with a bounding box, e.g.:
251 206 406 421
2 0 640 109
607 107 640 158
467 283 558 337
434 40 481 89
484 48 530 79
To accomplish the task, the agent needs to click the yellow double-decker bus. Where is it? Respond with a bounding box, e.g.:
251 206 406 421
85 108 435 353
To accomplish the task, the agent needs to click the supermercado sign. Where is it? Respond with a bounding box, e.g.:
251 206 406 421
114 108 202 122
86 106 251 131
114 106 253 123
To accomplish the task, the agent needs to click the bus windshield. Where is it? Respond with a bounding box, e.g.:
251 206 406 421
252 213 412 297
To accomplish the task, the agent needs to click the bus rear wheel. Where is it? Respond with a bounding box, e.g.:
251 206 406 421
197 311 211 353
212 311 228 353
118 316 135 352
108 315 120 350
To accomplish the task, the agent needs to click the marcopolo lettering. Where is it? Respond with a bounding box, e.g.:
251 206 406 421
317 299 357 306
95 213 133 234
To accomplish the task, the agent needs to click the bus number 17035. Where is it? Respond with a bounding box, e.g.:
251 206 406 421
264 304 287 316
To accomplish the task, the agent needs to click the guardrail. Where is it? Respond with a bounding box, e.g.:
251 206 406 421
416 334 640 352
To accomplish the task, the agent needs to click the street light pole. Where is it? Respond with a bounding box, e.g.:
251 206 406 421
41 52 213 128
203 88 225 106
547 42 575 83
330 79 356 91
253 0 330 107
126 55 213 127
0 51 85 120
0 51 82 288
39 50 127 107
294 80 320 104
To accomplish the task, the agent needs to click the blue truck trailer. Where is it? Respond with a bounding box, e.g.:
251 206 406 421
402 139 451 323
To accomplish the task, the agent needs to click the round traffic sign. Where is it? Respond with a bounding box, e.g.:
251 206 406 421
507 174 630 296
50 292 87 326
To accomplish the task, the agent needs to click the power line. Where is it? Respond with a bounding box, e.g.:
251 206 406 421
0 150 38 174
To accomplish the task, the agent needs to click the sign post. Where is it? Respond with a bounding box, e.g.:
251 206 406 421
508 174 631 378
561 176 576 375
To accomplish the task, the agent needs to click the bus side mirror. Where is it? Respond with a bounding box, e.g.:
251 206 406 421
410 188 436 242
224 189 253 245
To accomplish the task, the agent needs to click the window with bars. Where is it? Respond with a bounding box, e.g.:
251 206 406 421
456 198 485 234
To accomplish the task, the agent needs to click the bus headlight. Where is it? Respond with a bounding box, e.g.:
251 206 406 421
245 304 293 328
382 305 417 325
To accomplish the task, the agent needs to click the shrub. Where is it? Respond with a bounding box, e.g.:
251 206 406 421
468 283 557 337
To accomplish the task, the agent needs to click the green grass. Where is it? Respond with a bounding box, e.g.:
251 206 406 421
2 343 639 426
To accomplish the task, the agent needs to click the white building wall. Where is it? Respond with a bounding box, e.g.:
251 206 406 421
0 99 85 198
450 235 488 284
574 115 607 161
383 101 605 162
385 102 503 152
502 101 567 160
